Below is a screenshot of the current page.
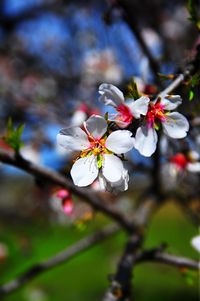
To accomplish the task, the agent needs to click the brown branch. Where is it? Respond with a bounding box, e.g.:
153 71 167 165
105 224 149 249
102 234 142 301
0 150 134 232
136 248 199 270
102 196 158 301
159 45 200 96
116 0 161 82
0 223 120 296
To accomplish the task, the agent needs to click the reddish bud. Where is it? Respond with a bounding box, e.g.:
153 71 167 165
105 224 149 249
62 198 74 215
170 153 188 170
56 189 70 199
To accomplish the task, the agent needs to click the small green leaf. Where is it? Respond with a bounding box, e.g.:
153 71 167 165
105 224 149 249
181 268 197 286
154 123 160 131
127 79 140 99
187 0 200 30
189 90 194 101
4 118 25 153
104 112 109 121
190 71 200 87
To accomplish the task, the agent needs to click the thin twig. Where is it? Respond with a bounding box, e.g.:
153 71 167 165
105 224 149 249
136 248 199 270
0 223 120 295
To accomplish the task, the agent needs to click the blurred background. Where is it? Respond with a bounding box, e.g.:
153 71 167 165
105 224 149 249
0 0 199 300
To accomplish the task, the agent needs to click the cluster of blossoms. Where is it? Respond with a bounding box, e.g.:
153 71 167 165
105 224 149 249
57 83 190 192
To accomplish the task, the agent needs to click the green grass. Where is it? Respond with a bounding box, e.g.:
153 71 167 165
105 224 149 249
0 201 199 301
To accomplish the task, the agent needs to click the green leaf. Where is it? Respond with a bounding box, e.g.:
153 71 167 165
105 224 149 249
187 0 200 30
4 118 25 153
189 90 195 101
127 79 140 99
190 71 200 87
104 112 109 121
154 122 160 131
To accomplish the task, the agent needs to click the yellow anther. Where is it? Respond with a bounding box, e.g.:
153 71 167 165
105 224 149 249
93 147 100 155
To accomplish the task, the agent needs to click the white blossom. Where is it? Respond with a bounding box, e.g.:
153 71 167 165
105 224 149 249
191 235 200 253
57 115 134 191
99 83 150 127
134 95 189 157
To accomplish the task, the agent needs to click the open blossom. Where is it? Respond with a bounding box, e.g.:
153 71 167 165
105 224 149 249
170 151 200 173
57 115 134 191
134 95 189 157
99 83 150 127
191 235 200 253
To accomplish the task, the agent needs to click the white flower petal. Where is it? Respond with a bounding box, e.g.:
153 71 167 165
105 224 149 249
111 168 129 192
191 235 200 253
104 167 129 193
98 174 107 191
57 127 90 151
163 112 189 139
160 95 182 111
70 155 98 187
84 115 107 139
187 162 200 173
102 154 124 183
134 126 158 157
99 83 124 107
71 110 87 126
127 96 150 118
105 130 135 154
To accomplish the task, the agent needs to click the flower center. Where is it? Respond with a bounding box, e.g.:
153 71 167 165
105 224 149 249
79 136 112 169
116 104 133 124
146 101 166 128
80 136 111 159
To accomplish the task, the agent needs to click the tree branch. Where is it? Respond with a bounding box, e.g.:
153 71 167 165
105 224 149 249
136 248 199 270
102 234 142 301
102 196 158 301
116 0 161 81
0 150 134 232
0 223 120 296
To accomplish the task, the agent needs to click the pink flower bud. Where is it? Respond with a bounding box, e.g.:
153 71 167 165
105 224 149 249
56 189 70 199
62 198 74 215
170 153 188 170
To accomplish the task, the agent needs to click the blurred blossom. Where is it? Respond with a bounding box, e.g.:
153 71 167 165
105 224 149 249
141 28 163 58
71 103 101 127
170 153 189 171
161 151 200 190
21 76 57 100
191 235 200 253
161 6 189 40
62 198 74 215
51 189 74 217
82 48 123 84
50 190 93 226
20 144 41 164
25 288 48 301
